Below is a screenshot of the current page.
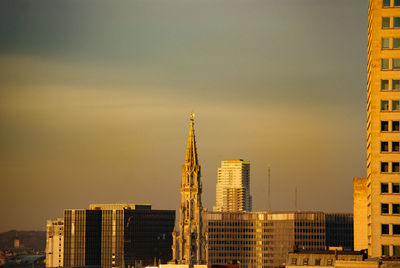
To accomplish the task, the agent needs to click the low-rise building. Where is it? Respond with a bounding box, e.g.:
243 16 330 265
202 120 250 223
286 249 366 267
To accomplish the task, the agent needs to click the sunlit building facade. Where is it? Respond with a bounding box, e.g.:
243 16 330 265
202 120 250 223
206 211 352 268
213 159 252 212
354 0 400 257
62 204 175 268
46 218 64 268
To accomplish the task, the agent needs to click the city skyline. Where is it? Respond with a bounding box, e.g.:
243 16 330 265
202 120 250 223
1 0 366 232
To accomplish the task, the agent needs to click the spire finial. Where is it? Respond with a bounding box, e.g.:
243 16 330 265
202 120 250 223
190 112 195 122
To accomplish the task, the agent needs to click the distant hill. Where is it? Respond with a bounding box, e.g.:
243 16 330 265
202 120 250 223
0 230 46 251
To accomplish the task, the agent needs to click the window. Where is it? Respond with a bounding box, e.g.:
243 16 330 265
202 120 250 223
382 80 390 90
395 17 400 27
383 38 390 49
382 100 389 111
303 258 309 265
382 245 390 256
393 183 400 193
393 100 400 111
394 80 400 90
394 225 400 235
382 203 389 214
393 203 400 214
382 162 389 172
382 183 389 193
291 258 297 265
382 141 389 152
383 17 391 28
382 121 389 131
393 121 400 131
327 259 333 266
394 38 400 49
393 142 400 152
382 224 390 234
384 0 391 6
394 246 400 257
394 59 400 69
396 0 400 6
393 162 400 172
315 259 321 266
382 58 390 69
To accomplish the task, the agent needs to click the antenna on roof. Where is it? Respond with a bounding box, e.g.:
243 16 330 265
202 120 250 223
267 165 271 211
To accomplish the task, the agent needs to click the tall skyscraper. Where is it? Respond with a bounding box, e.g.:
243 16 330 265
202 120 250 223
354 0 400 257
213 159 252 212
171 113 207 265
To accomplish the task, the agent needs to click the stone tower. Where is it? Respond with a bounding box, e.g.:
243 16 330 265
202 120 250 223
171 113 207 265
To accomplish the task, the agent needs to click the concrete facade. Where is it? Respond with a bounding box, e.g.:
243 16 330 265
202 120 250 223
213 160 252 213
354 177 368 251
45 218 64 268
355 0 400 257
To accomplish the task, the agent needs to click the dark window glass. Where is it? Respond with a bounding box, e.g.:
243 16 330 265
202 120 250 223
327 259 333 266
303 258 309 265
383 17 391 28
395 17 400 27
383 38 390 49
382 100 390 110
383 245 390 256
382 224 390 234
394 246 400 257
382 80 390 90
382 203 389 214
382 162 389 172
394 225 400 234
396 0 400 6
393 162 400 172
382 121 389 131
384 0 391 6
393 142 400 152
382 59 390 70
382 183 389 193
394 59 400 69
393 121 400 131
393 183 400 193
393 203 400 214
315 259 321 265
394 39 400 49
291 258 297 265
382 141 389 152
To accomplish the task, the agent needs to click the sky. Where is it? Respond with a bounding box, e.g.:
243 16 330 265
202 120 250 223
0 0 367 232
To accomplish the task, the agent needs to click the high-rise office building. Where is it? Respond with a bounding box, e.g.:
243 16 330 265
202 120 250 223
171 113 207 265
62 203 175 268
206 211 353 268
213 159 252 212
46 218 64 268
354 0 400 257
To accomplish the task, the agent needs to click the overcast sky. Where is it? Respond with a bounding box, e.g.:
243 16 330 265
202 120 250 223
0 0 367 232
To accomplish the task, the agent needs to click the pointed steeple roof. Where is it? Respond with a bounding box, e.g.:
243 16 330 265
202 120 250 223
185 112 198 167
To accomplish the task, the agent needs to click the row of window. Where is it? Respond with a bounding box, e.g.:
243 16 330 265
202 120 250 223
382 37 400 49
381 203 400 214
382 224 400 235
381 100 400 111
381 141 400 152
382 17 400 28
291 258 333 266
381 162 400 173
381 58 400 70
381 182 400 193
381 79 400 91
381 121 400 131
382 245 400 256
383 0 400 7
